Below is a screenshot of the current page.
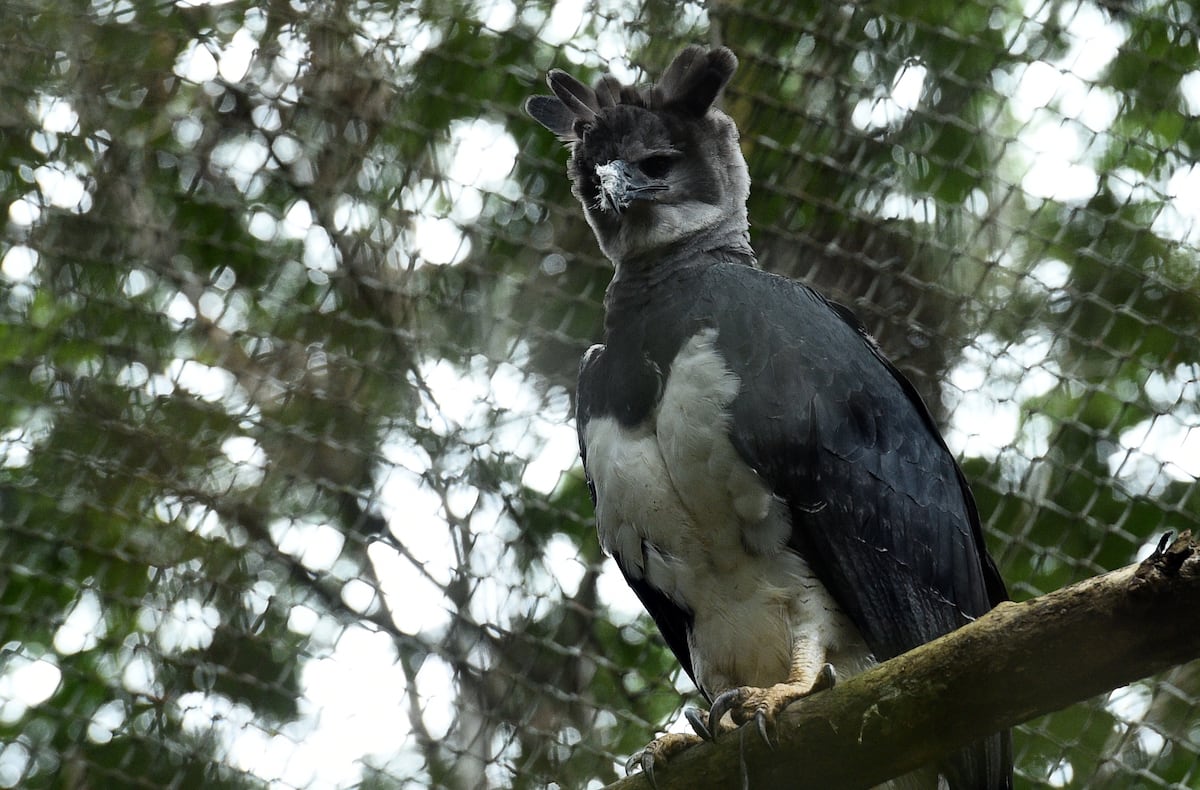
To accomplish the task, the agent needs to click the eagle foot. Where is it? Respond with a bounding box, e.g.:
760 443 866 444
624 730 704 786
708 662 836 744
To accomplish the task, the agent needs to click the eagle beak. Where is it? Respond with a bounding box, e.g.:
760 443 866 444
595 160 667 214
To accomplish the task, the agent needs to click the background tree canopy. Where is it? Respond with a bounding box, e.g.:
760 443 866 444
1 0 1198 787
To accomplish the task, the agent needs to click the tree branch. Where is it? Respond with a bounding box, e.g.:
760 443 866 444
602 532 1200 790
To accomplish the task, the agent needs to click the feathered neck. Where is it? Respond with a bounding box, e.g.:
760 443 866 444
603 221 755 317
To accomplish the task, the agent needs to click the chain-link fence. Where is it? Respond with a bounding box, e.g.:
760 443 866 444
1 0 1198 787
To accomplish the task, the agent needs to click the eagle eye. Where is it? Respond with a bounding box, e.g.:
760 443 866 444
639 155 673 179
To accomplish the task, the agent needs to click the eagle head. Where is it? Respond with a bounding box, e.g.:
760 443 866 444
525 46 750 265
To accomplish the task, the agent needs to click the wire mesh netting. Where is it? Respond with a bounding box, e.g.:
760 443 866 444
1 0 1199 787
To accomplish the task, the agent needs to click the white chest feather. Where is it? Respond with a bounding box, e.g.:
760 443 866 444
583 329 871 697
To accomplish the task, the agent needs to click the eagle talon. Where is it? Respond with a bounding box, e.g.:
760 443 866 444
707 687 748 739
813 662 837 693
629 750 659 788
706 665 837 742
623 750 644 779
754 710 773 749
624 731 704 784
684 706 712 741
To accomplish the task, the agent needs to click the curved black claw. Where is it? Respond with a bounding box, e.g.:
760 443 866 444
813 662 837 693
754 710 774 749
624 731 704 786
707 687 749 739
684 706 713 741
624 749 658 788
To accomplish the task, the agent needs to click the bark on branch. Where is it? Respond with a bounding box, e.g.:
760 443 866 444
601 531 1200 790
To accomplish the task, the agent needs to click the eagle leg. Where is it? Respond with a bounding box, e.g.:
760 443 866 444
707 639 837 744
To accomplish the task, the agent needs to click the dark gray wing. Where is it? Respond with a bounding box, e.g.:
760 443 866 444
705 266 1003 651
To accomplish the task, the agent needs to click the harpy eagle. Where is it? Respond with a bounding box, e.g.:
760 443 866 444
525 45 1012 788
